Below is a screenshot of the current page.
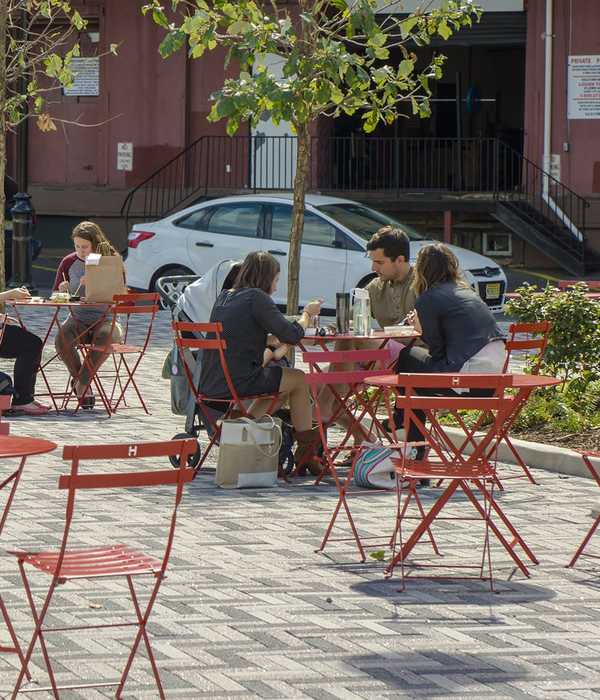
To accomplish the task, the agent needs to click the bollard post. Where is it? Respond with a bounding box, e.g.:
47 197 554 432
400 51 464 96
10 192 36 292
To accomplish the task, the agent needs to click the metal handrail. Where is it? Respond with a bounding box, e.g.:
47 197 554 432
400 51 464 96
120 136 207 232
496 140 588 259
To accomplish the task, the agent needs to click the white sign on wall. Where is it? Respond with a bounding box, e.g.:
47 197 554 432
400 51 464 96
63 57 100 96
376 0 523 13
568 55 600 120
117 143 133 171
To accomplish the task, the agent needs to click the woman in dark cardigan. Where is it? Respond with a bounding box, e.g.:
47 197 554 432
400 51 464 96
390 243 506 454
199 251 322 472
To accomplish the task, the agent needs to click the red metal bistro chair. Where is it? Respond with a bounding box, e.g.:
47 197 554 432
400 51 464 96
76 292 160 415
368 373 536 590
498 321 551 484
8 438 196 699
567 451 600 568
452 321 551 487
172 321 281 475
303 348 438 562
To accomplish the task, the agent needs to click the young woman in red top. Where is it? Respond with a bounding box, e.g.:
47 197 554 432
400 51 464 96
53 221 124 409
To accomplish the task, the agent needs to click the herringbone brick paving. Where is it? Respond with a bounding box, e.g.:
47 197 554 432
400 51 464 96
0 307 598 698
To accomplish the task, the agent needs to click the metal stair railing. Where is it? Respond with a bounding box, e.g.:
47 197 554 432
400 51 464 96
495 140 590 263
120 135 207 234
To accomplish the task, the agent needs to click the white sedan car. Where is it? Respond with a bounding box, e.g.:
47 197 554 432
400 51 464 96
125 193 507 312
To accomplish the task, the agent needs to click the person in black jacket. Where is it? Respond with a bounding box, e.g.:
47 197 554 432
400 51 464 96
401 243 505 374
390 243 506 452
199 251 322 473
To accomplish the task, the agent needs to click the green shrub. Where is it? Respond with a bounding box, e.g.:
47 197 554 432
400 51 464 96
504 283 600 382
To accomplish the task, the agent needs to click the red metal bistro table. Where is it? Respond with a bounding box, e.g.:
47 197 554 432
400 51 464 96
365 373 562 578
8 299 112 412
0 435 56 673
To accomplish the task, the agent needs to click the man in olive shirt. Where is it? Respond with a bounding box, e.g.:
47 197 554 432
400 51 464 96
366 226 417 329
318 226 418 443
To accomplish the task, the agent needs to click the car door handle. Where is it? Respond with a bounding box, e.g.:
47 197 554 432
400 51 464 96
268 249 286 256
195 241 214 248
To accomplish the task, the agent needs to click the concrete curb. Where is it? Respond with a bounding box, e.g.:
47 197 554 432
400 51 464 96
443 426 592 479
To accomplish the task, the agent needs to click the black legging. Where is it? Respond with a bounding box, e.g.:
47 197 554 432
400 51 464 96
393 345 492 442
0 325 43 405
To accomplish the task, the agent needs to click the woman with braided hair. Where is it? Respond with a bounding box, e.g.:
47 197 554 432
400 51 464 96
53 221 124 408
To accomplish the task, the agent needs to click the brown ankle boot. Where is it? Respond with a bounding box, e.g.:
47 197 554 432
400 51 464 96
294 426 323 476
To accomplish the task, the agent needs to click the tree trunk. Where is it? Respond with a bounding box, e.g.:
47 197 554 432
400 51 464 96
287 122 310 316
0 5 6 293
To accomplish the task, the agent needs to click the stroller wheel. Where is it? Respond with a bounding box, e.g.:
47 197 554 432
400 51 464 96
170 433 201 469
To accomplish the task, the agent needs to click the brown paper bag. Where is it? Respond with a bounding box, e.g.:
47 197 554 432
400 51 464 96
84 254 127 303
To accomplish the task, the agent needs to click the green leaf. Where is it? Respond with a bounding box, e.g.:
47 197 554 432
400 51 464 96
159 29 186 57
330 85 344 105
438 20 452 40
226 118 240 136
227 20 251 35
152 8 170 30
70 10 87 30
369 550 386 562
400 16 419 37
398 59 414 79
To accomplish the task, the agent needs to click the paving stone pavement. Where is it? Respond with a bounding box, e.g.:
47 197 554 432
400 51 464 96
0 307 598 698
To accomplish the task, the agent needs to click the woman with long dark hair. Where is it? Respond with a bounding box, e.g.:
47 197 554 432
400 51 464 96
199 251 322 472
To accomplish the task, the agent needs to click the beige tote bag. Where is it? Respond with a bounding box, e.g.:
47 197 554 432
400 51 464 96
216 416 282 489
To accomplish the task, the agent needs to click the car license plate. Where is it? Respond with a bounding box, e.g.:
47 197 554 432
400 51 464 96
486 283 501 300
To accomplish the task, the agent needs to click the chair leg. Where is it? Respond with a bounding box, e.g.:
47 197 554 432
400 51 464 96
0 457 26 536
386 480 461 578
504 435 538 485
567 515 600 568
388 483 440 557
112 355 149 414
12 565 61 699
460 482 531 578
0 595 31 680
473 478 538 564
479 479 495 592
116 575 166 700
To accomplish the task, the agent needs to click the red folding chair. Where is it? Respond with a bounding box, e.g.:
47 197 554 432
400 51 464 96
567 451 600 568
451 321 551 487
498 321 551 484
172 321 281 475
370 373 536 589
74 292 160 415
8 438 196 699
304 348 438 562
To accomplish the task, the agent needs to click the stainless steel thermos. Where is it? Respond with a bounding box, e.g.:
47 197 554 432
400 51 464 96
336 292 351 334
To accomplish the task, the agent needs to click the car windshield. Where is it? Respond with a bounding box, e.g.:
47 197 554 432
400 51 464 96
316 203 426 242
